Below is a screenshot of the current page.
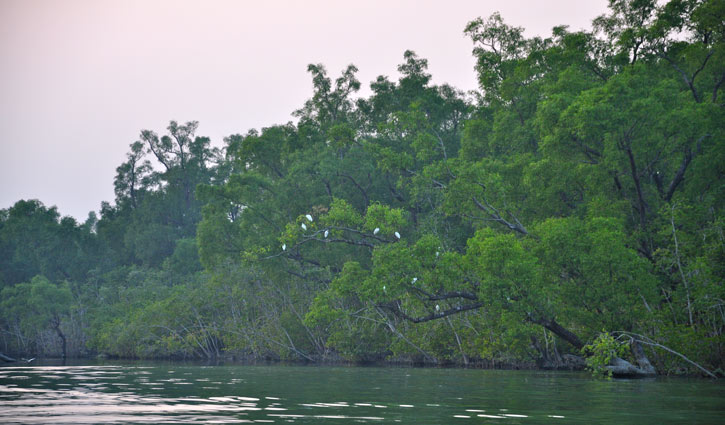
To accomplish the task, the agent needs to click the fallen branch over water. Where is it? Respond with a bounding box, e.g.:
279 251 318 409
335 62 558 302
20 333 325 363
606 339 656 378
613 331 717 379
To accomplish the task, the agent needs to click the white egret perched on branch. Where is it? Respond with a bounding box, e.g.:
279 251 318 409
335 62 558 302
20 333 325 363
394 231 401 239
305 214 313 222
282 244 286 251
301 223 307 231
411 277 417 284
324 230 329 238
373 227 380 235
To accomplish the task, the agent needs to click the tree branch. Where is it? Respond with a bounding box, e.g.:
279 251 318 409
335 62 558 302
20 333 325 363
380 300 485 323
472 196 529 235
657 51 704 103
613 331 717 379
713 70 725 103
664 134 707 202
624 145 648 231
337 172 369 206
528 315 584 350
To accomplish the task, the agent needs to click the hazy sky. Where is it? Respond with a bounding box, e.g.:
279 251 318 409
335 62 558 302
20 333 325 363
0 0 609 221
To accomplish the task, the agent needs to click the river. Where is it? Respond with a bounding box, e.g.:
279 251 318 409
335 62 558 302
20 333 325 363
0 361 722 424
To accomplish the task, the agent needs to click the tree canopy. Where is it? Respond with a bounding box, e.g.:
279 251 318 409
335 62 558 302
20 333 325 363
1 0 722 376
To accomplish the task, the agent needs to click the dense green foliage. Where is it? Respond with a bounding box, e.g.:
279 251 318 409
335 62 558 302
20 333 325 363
1 1 723 375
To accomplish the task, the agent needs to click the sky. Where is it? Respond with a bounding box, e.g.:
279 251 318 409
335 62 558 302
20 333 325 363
0 0 609 221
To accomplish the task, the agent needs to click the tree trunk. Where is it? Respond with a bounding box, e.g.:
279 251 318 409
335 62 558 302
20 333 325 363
606 340 656 377
529 316 584 350
54 321 67 359
0 352 16 362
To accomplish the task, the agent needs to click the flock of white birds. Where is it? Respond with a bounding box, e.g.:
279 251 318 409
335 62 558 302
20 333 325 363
281 214 443 312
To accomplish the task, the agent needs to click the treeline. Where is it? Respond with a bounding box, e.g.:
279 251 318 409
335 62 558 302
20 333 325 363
1 1 723 376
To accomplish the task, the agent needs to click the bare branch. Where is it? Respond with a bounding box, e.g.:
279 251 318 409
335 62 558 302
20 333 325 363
430 128 457 179
472 196 529 235
337 172 369 206
664 134 708 202
263 226 393 260
613 331 717 379
428 291 479 301
374 308 438 363
379 300 486 323
670 204 693 325
657 51 704 103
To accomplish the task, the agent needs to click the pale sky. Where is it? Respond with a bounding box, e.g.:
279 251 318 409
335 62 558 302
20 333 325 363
0 0 609 221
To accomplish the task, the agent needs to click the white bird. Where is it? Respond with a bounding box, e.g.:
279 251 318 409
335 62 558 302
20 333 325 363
383 285 386 292
26 357 36 363
435 305 440 312
394 231 401 239
373 227 380 235
282 244 286 251
435 251 440 257
301 223 307 231
411 277 417 284
305 214 313 222
324 230 329 238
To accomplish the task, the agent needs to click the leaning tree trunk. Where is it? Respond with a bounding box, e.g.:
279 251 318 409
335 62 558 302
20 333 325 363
0 352 16 362
529 315 657 376
531 317 584 350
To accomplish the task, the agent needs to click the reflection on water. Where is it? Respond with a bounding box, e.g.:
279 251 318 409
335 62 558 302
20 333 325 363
0 363 723 424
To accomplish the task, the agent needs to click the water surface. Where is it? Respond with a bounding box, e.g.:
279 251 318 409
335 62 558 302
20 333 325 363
0 362 722 424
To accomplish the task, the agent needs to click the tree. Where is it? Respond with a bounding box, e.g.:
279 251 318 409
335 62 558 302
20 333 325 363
0 276 72 358
0 200 101 288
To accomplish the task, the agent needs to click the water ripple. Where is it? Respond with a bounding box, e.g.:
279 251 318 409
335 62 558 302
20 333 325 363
1 364 722 424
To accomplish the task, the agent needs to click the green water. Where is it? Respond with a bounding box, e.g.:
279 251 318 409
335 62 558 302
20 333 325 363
0 362 722 424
